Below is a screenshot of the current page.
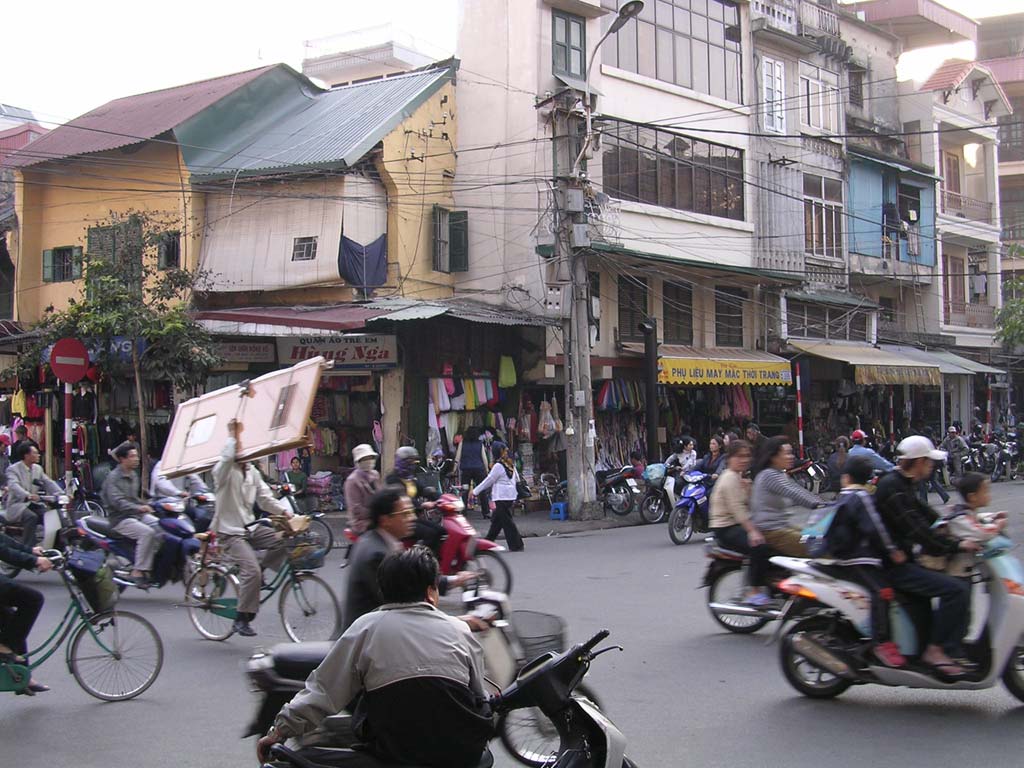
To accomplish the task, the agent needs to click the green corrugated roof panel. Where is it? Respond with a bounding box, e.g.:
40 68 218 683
186 65 456 180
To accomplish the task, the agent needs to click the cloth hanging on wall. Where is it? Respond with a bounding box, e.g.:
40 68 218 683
338 233 387 288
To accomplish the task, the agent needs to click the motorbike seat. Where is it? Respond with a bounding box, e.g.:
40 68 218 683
270 744 494 768
82 516 123 539
269 642 333 682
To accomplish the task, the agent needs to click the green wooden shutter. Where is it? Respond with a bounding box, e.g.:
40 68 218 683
449 211 469 272
42 249 54 282
72 246 83 279
157 237 167 269
432 205 450 272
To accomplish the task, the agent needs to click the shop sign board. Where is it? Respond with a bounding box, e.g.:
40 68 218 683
276 334 397 370
216 341 276 364
659 357 793 386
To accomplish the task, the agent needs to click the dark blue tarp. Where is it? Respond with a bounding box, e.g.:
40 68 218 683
338 233 387 288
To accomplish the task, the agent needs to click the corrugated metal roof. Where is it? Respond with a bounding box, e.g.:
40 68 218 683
364 297 557 327
3 66 275 168
0 104 37 122
786 290 879 310
879 345 973 375
189 66 455 180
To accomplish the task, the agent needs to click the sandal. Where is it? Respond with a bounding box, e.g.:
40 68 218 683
925 661 967 679
0 652 28 665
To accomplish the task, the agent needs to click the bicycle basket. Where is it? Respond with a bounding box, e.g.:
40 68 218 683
73 564 119 613
511 610 566 663
289 542 325 571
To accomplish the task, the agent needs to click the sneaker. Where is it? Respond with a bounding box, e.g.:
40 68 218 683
744 592 772 607
231 620 257 637
872 641 907 668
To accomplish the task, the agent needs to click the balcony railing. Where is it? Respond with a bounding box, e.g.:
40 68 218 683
1004 213 1024 244
751 0 799 36
799 1 840 37
941 189 995 224
944 300 995 328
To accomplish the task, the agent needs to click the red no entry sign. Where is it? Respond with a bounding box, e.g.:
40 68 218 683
50 337 90 382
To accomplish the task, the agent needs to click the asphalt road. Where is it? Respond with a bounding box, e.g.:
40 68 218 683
5 482 1024 768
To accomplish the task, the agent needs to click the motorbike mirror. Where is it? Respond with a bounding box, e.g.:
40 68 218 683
589 645 624 660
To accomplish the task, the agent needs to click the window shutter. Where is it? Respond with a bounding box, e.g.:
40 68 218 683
158 238 167 269
449 211 469 272
72 246 83 279
42 249 54 282
775 61 785 132
763 59 774 130
432 205 451 273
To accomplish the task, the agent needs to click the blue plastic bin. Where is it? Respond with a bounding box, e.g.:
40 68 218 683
549 502 568 521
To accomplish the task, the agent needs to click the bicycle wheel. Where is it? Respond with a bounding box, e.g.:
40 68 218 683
306 516 335 553
185 565 240 641
74 499 105 520
279 572 341 642
499 684 601 767
69 609 163 701
470 549 513 595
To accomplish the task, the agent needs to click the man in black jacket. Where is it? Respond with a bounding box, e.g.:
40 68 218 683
0 532 53 693
875 436 979 677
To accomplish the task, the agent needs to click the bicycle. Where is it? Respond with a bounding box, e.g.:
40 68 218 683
0 548 164 701
184 519 341 643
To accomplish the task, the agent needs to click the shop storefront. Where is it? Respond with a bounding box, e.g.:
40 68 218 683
788 341 941 450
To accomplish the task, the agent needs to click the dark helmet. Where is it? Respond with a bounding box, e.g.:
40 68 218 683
395 446 420 463
671 436 687 453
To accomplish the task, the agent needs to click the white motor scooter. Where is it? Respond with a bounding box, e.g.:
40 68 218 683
0 492 73 577
771 538 1024 700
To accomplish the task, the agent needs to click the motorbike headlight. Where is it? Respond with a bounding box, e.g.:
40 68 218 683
57 495 70 506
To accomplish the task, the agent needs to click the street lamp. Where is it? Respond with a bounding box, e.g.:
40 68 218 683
575 1 644 172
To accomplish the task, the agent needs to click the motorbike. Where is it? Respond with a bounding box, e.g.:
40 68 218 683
788 458 828 496
595 465 640 518
702 535 816 634
249 623 636 768
990 433 1019 482
0 493 75 577
772 537 1024 701
77 498 200 590
422 495 512 595
667 471 711 545
184 489 216 533
638 463 678 524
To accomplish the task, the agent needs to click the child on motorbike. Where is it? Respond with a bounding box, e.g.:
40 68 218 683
826 455 908 668
941 473 1007 578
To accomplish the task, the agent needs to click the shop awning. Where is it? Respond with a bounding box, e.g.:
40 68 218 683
879 345 974 376
928 351 1003 377
194 305 380 333
648 345 793 386
790 340 941 386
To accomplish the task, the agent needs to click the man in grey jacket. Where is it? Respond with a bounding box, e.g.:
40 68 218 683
4 445 61 547
101 442 159 585
258 546 493 768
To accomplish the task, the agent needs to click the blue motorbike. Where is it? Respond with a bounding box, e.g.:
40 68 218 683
78 498 201 590
667 471 712 545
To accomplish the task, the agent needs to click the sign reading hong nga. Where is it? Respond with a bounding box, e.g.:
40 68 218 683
276 335 398 370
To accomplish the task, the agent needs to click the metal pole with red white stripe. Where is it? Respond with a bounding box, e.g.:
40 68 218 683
795 362 804 459
987 376 993 437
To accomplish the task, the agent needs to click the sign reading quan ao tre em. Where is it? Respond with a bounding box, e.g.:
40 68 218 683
276 335 398 370
659 356 793 386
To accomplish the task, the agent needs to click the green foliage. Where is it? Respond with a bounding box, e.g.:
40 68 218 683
997 244 1024 350
4 209 221 388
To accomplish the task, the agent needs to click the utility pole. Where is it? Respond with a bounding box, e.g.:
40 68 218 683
552 100 597 519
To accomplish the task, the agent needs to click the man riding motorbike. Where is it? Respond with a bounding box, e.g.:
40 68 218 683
385 447 443 552
940 426 970 479
874 435 979 678
257 546 494 768
4 445 61 548
101 442 160 586
849 429 894 473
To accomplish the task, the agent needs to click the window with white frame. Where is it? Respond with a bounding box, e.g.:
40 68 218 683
291 236 318 262
762 57 785 133
799 62 840 134
803 174 843 259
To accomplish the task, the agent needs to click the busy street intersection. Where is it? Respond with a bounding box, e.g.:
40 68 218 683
3 480 1024 768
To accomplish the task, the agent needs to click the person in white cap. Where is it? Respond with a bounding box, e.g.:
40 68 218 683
874 435 979 678
344 444 381 536
940 425 969 478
